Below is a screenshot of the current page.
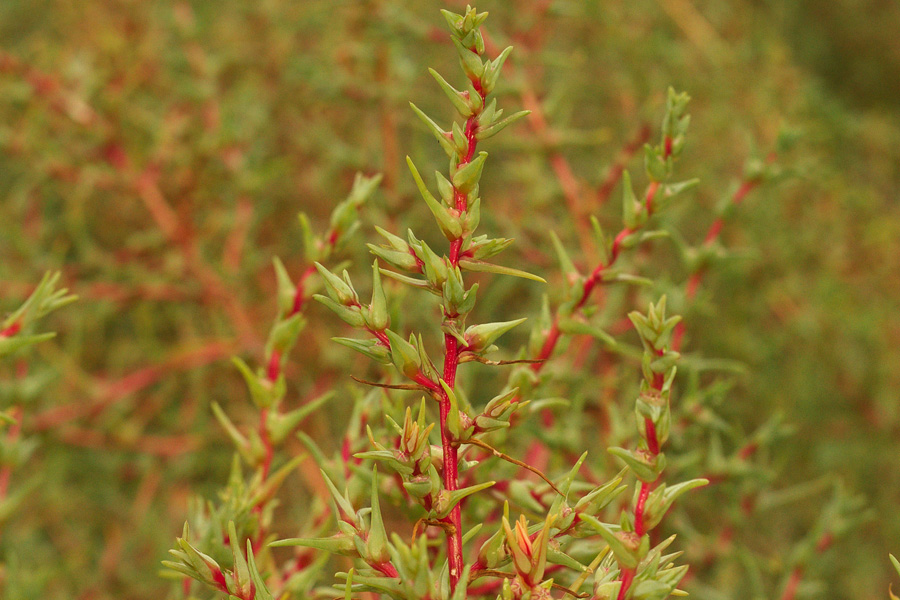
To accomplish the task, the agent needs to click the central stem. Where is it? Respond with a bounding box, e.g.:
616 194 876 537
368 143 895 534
441 333 464 587
440 77 483 593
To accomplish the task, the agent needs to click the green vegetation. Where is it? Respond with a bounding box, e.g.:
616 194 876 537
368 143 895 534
1 2 898 599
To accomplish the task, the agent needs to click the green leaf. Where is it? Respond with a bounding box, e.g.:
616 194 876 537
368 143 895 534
270 391 333 443
482 46 513 93
451 37 485 79
246 540 274 600
0 333 56 358
663 178 700 199
549 231 579 278
602 271 655 287
579 515 646 569
366 468 390 564
463 318 527 352
320 469 357 524
439 380 464 440
407 156 462 239
313 295 366 328
249 455 304 507
621 170 642 229
451 151 488 193
385 329 422 379
463 196 481 234
476 110 530 140
367 260 389 330
440 9 464 33
414 238 449 289
297 212 319 262
574 475 627 517
2 271 76 331
269 534 357 556
228 521 252 596
272 256 296 317
267 312 306 355
589 215 610 264
354 449 414 478
232 357 284 410
368 243 420 272
557 317 617 349
332 337 392 364
435 171 455 204
467 235 514 260
429 68 472 116
314 262 357 305
211 402 250 458
642 479 709 530
451 120 468 157
890 555 900 600
434 480 496 518
379 268 431 291
459 258 546 283
376 226 412 252
409 103 455 157
607 447 666 483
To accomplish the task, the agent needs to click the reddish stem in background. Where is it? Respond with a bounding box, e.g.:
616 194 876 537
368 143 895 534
291 265 316 315
777 532 833 600
522 137 675 390
673 151 776 351
481 29 595 261
597 125 653 206
0 321 21 338
780 566 804 600
258 407 274 480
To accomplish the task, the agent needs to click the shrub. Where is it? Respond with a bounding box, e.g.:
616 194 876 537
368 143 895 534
160 6 885 600
1 2 898 599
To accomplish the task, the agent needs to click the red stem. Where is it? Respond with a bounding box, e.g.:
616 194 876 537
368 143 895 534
431 47 489 595
258 407 274 480
633 482 652 537
597 125 653 206
673 152 775 351
291 266 316 315
779 566 804 600
617 569 636 600
527 136 676 389
373 561 400 578
0 321 21 338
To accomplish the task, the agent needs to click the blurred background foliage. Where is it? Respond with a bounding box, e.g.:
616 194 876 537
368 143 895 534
0 0 897 598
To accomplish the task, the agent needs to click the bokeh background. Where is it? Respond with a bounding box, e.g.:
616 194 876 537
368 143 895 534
1 0 898 598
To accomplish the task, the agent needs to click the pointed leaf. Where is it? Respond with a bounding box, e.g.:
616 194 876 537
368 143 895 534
409 103 455 157
464 318 527 352
271 391 333 443
367 260 389 330
451 152 488 193
459 258 546 283
435 480 496 518
476 110 530 140
332 337 392 364
407 157 462 239
367 468 390 564
429 68 472 116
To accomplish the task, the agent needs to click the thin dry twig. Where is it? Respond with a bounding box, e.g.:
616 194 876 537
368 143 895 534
461 437 564 498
